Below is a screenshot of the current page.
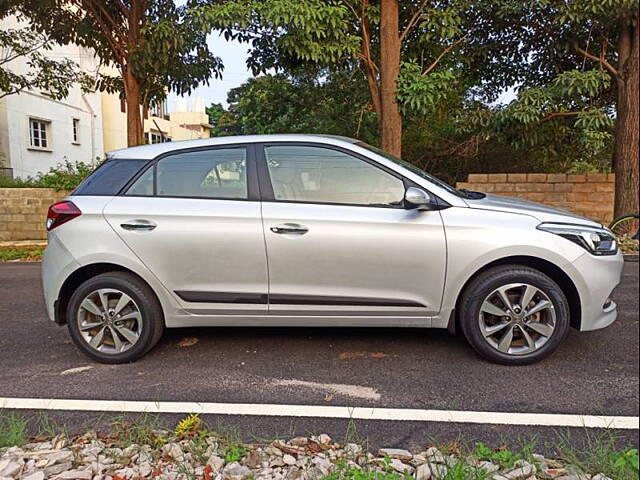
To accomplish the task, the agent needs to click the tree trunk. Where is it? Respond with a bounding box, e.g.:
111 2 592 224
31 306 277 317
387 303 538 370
379 0 402 157
124 66 144 146
614 19 639 218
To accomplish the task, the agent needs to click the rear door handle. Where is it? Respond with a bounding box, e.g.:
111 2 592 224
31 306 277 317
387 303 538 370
120 220 157 231
270 223 309 235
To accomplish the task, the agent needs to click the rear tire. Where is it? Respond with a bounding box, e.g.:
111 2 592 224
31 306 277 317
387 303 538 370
459 265 570 365
67 271 164 364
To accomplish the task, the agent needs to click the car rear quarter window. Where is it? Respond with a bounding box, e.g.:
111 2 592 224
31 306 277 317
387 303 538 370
73 159 150 196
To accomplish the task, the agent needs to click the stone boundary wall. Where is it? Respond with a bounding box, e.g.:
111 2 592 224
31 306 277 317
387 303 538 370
0 188 71 241
456 173 615 224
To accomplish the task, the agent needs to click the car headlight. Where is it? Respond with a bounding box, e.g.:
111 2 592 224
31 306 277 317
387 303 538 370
537 223 618 255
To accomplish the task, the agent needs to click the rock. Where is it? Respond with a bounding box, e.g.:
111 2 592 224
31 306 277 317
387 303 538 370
543 469 568 478
21 472 45 480
556 476 591 480
290 438 308 447
379 449 412 461
53 470 93 480
43 451 74 466
317 435 331 445
207 455 225 472
244 451 264 469
266 446 283 457
44 463 73 478
424 448 446 465
282 455 297 466
390 459 413 474
161 444 183 460
492 476 509 480
415 463 432 480
478 461 500 473
503 464 536 480
428 463 448 479
411 454 426 466
0 460 22 478
270 458 285 468
591 475 612 480
344 444 361 457
138 463 152 477
223 463 251 480
302 467 324 480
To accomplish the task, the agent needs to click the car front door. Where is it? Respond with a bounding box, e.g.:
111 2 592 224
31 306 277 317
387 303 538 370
103 144 269 316
258 143 447 321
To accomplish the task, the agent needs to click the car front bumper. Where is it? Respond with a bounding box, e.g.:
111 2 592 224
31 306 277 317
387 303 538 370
568 250 624 331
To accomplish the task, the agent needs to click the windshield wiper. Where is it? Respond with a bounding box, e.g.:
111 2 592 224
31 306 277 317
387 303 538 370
458 188 487 200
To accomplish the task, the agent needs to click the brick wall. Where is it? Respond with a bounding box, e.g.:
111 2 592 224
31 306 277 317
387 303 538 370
456 173 615 224
0 189 71 241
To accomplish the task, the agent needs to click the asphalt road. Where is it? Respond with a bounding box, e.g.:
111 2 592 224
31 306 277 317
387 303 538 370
0 262 638 449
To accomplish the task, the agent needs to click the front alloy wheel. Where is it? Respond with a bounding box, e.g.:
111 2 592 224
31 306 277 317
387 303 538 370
479 283 556 355
459 265 570 365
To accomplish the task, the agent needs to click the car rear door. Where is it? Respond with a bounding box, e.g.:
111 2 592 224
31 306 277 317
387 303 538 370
257 143 447 320
103 144 269 315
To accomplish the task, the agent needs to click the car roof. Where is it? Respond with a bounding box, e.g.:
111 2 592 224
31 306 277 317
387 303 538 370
106 134 359 160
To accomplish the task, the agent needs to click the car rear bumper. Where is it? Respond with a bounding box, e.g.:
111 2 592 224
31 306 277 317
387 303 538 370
569 250 624 331
41 232 80 324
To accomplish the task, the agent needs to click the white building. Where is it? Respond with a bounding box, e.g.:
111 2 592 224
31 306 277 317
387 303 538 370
0 16 104 179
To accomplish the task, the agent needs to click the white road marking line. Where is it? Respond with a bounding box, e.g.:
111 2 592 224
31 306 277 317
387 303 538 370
1 397 637 429
60 366 94 375
272 379 381 401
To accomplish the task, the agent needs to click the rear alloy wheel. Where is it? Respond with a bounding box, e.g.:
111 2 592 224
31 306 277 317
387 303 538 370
459 265 570 365
67 272 164 363
77 288 143 354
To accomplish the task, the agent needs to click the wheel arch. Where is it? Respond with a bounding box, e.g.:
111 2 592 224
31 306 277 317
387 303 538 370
55 263 163 326
450 255 582 333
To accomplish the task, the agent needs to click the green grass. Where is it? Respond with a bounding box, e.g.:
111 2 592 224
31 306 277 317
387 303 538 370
0 411 29 448
0 247 45 262
555 430 639 480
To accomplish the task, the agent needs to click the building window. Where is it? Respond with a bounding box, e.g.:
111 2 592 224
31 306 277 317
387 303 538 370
147 131 166 144
29 118 50 149
72 118 80 144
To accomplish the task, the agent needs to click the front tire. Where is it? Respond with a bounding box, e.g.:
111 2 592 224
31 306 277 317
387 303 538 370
67 271 164 364
459 265 570 365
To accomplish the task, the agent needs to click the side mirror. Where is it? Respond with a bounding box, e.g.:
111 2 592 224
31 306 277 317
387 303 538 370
404 187 435 210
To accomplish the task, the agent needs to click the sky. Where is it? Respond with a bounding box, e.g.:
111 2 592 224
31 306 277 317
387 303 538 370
168 34 253 111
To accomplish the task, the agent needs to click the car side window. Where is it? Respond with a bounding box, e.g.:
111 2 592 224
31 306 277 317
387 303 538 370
264 145 405 207
127 148 248 199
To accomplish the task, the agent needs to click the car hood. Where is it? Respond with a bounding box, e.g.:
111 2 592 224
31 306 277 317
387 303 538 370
464 194 602 227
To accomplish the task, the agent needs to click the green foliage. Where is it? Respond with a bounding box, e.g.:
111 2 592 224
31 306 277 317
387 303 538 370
473 443 522 469
397 62 458 115
5 1 223 110
0 160 95 190
556 430 639 479
0 247 45 262
0 411 28 448
0 27 93 99
224 443 247 463
322 460 407 480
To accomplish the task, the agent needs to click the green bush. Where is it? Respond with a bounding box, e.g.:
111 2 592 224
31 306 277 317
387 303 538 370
0 159 96 190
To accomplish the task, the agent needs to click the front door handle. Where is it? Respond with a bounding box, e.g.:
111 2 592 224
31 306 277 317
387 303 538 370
120 220 157 231
270 223 309 235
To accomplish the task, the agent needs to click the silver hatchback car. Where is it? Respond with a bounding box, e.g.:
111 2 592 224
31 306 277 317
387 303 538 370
42 134 623 365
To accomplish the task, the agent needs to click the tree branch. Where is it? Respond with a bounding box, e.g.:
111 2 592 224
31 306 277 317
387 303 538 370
400 0 429 43
575 45 619 77
422 34 468 75
535 111 581 124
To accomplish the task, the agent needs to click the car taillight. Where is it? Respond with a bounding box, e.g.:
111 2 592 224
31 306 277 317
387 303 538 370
46 201 82 231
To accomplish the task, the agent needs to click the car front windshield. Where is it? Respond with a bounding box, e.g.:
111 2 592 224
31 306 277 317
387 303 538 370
356 142 464 197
